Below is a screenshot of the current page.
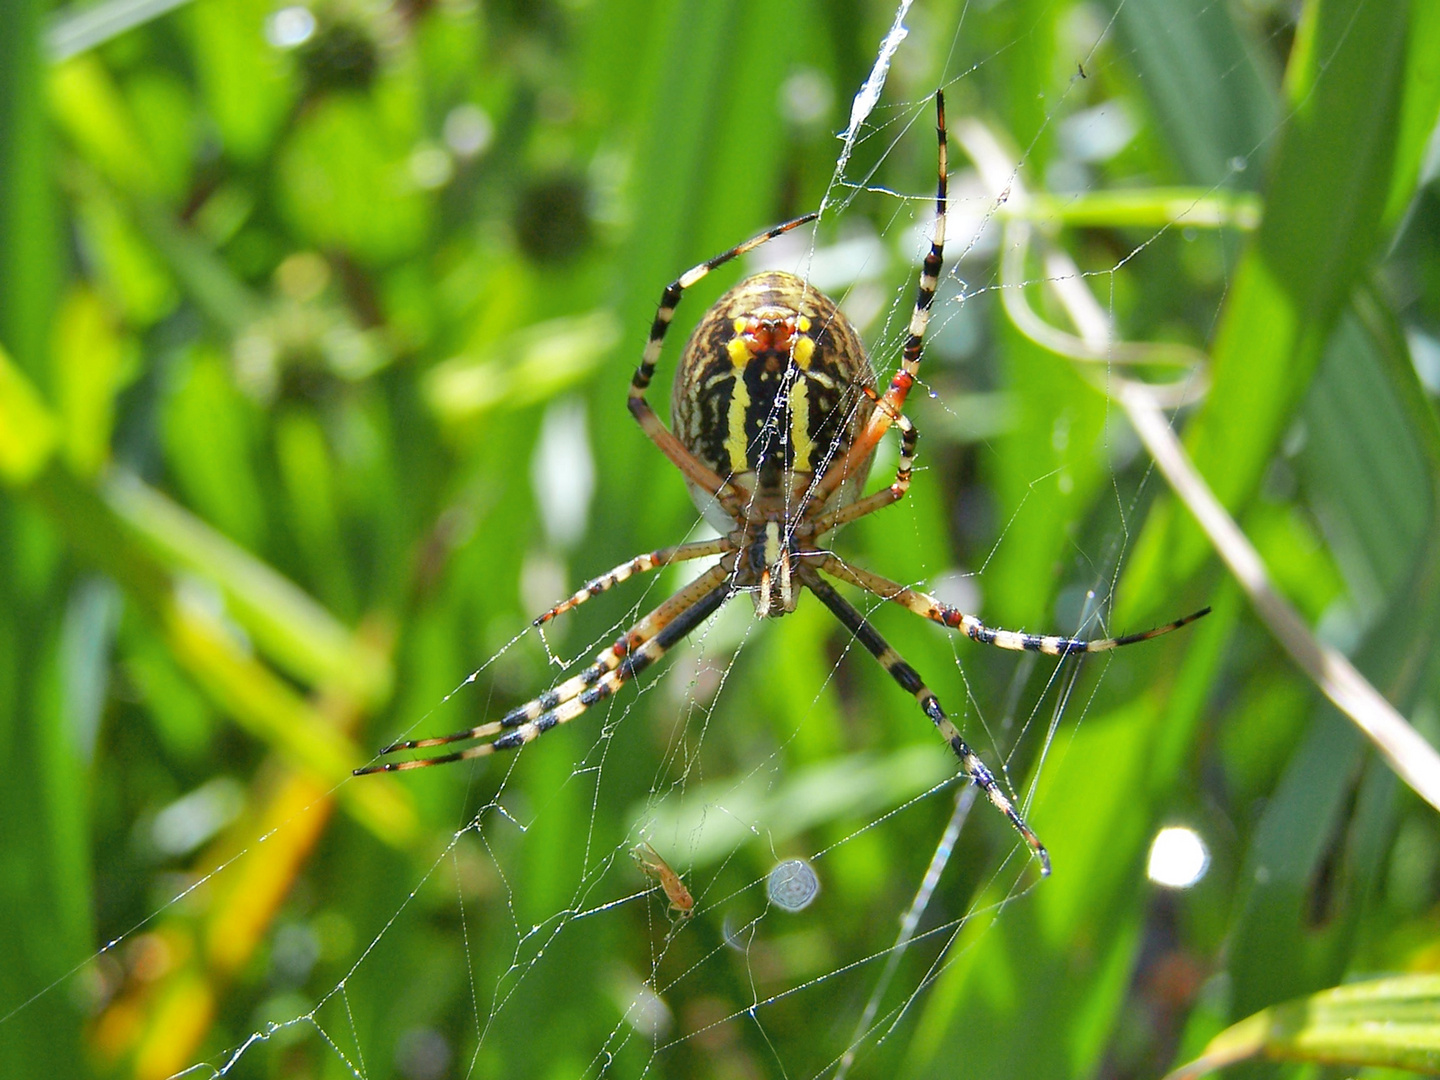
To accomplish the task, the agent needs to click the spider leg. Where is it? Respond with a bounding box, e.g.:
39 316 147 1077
629 213 819 510
815 92 946 504
355 564 736 774
535 537 732 625
818 555 1210 655
798 564 1050 875
809 401 916 535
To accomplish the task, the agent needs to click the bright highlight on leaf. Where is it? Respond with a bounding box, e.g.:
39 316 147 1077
265 6 315 49
1146 826 1210 888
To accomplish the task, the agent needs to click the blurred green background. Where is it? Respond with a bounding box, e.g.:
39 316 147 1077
2 0 1440 1077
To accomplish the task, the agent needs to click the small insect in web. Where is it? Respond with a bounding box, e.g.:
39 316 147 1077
355 92 1209 875
632 842 695 921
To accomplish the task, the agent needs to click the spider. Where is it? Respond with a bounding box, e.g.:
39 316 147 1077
356 92 1209 875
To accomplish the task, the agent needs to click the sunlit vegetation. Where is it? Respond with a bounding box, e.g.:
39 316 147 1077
2 0 1439 1077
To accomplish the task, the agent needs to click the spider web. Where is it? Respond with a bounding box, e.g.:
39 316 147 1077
8 1 1286 1076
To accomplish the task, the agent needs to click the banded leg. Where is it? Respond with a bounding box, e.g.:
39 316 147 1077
819 555 1210 655
356 564 735 774
798 565 1050 875
535 537 732 625
815 92 947 504
629 212 820 512
809 403 917 536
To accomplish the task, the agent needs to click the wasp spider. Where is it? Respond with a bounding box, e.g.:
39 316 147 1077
357 93 1208 875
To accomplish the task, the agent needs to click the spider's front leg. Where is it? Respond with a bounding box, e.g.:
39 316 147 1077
818 556 1210 656
810 399 917 535
798 565 1051 875
815 92 947 504
627 213 819 512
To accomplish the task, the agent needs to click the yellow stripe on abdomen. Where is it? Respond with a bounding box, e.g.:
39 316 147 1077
725 367 751 472
789 374 813 472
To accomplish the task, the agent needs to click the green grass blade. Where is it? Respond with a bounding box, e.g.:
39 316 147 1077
1104 0 1277 186
1119 0 1419 622
1167 974 1440 1079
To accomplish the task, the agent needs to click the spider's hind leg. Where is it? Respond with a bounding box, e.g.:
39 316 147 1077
798 565 1050 875
536 537 731 625
356 563 737 775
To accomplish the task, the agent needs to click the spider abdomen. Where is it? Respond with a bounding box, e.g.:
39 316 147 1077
672 271 875 518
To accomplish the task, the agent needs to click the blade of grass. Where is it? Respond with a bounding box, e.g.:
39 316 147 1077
1165 974 1440 1079
105 473 392 707
46 0 193 63
906 597 1234 1078
35 464 416 844
0 6 84 1065
1121 380 1440 812
2 347 415 845
986 144 1440 813
1118 0 1419 621
92 767 339 1077
1008 188 1261 231
634 744 953 869
1102 0 1276 186
0 0 59 375
1381 0 1440 231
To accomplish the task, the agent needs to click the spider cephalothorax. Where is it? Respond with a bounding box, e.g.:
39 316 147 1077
357 93 1208 879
